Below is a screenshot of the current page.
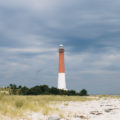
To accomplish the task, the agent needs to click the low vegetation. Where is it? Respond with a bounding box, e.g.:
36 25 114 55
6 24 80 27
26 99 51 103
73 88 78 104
0 84 89 118
98 95 120 99
5 84 88 96
0 94 96 117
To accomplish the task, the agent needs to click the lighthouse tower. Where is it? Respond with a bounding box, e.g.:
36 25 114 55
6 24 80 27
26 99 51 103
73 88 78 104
58 44 67 90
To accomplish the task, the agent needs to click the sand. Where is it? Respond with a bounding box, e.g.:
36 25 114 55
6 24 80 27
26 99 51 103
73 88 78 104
27 97 120 120
56 98 120 120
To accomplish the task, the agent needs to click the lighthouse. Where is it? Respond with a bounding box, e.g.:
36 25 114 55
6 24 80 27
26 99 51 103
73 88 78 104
58 44 67 90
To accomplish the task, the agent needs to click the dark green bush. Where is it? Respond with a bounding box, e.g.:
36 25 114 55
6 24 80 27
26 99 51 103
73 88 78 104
79 89 88 96
7 84 88 96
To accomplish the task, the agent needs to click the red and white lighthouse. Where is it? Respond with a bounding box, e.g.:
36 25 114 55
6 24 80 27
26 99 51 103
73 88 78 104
58 44 67 90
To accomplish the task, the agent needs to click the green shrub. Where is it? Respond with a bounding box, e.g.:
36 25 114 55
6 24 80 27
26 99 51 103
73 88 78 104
79 89 88 96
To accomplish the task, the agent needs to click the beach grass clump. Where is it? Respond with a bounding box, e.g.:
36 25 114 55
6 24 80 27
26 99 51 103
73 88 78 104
15 100 24 108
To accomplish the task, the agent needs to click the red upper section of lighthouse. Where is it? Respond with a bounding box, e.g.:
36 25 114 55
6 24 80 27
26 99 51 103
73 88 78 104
59 44 65 73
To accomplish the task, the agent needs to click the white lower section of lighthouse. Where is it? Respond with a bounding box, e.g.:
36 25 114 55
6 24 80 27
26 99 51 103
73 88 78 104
58 73 66 90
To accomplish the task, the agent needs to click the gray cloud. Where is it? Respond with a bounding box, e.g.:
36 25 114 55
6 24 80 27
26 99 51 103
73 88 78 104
0 0 120 94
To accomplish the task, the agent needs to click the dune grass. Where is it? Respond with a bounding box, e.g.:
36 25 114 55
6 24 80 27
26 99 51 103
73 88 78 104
0 94 97 117
98 95 120 99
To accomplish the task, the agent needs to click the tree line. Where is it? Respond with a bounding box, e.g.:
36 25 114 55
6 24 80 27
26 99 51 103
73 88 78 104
7 84 88 96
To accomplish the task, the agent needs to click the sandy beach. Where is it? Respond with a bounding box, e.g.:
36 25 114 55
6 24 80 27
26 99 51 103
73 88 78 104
56 97 120 120
23 97 120 120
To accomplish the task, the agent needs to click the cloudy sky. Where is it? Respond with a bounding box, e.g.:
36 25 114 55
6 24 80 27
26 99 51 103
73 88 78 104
0 0 120 94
